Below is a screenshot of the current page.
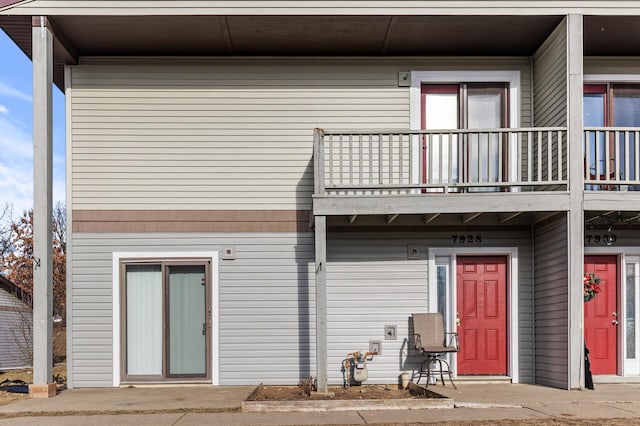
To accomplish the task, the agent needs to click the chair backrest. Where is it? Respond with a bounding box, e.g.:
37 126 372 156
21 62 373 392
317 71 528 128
412 312 445 350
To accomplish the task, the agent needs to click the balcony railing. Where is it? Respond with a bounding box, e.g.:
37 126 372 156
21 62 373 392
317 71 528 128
584 127 640 190
314 128 568 195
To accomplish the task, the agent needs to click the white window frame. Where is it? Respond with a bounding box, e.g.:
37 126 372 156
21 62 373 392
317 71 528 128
409 70 521 186
112 251 220 386
624 256 640 375
428 246 519 383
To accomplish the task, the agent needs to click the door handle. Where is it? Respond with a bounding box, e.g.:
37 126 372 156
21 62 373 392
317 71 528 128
456 312 461 327
612 320 619 325
202 322 207 335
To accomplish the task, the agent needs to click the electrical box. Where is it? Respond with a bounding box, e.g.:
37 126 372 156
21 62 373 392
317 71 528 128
385 325 397 340
398 71 410 87
222 246 235 260
369 340 382 355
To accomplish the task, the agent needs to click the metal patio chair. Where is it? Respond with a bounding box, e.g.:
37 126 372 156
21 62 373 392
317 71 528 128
411 312 459 388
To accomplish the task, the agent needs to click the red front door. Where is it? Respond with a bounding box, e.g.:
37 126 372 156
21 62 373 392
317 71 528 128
584 255 618 374
456 256 508 375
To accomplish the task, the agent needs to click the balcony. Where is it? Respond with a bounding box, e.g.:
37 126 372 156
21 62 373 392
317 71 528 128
584 127 640 190
312 127 569 216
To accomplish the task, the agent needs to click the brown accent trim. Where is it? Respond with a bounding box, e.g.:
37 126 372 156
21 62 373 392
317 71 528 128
0 0 25 8
73 210 311 233
0 305 31 313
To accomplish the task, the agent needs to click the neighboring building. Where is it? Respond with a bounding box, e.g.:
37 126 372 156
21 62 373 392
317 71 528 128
2 1 640 391
0 275 31 370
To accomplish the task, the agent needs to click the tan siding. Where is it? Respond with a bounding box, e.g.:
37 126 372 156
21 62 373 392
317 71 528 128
533 19 567 127
584 57 640 75
70 58 531 211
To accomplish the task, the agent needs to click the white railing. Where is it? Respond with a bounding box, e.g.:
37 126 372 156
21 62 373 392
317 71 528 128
584 127 640 190
314 128 568 195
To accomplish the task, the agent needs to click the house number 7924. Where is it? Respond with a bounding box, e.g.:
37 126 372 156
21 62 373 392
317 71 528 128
451 235 482 244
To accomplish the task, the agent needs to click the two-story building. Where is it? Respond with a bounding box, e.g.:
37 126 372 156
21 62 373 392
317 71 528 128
2 1 640 393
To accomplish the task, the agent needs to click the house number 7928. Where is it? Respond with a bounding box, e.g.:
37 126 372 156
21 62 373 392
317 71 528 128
451 235 482 244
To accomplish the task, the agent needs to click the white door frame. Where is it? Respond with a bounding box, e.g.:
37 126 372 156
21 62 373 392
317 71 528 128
428 246 519 383
112 251 220 386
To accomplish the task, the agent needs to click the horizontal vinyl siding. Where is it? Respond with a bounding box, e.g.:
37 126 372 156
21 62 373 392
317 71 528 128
534 216 569 389
70 58 531 211
533 18 567 128
584 57 640 76
0 288 31 369
70 232 314 387
326 229 534 385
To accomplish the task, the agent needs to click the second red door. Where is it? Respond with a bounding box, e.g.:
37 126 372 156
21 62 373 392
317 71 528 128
584 255 618 375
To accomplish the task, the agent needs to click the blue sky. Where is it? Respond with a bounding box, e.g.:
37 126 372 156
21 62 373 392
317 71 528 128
0 28 65 218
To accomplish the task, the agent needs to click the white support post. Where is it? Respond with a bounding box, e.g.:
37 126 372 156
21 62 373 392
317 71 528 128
567 14 585 390
314 215 328 393
31 16 56 398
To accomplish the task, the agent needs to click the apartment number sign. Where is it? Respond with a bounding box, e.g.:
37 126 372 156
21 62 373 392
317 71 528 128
451 235 482 244
585 234 617 245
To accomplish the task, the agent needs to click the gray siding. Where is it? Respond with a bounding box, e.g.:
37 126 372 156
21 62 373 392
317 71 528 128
0 288 31 370
71 232 314 387
69 58 531 211
534 216 569 389
326 229 534 385
72 228 537 387
533 19 567 127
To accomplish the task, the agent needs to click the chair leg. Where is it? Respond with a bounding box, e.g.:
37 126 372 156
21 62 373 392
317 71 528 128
439 357 457 389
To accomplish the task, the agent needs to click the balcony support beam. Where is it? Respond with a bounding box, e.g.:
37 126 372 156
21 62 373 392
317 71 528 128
424 213 440 224
313 193 571 217
500 212 522 223
567 13 585 391
314 215 328 394
462 213 482 224
31 15 56 399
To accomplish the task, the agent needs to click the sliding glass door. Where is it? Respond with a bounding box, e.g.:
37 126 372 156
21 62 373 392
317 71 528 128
421 83 508 190
122 260 210 381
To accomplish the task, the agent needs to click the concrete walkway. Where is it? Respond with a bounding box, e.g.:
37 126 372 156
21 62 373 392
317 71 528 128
1 383 640 425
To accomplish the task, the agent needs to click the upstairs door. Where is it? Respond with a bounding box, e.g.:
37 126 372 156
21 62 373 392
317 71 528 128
584 84 640 184
456 256 508 375
421 83 508 190
584 255 618 375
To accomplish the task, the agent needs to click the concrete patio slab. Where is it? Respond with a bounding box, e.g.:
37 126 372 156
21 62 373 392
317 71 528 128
181 411 364 425
0 386 254 415
358 406 548 423
0 413 184 426
528 402 640 419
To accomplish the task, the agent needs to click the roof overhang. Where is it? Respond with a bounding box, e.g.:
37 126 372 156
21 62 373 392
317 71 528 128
0 9 639 91
0 14 565 90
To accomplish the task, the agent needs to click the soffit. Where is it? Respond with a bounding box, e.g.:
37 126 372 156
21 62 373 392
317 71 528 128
584 16 640 56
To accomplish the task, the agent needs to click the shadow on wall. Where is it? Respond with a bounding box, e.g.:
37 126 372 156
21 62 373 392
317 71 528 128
400 316 434 379
295 159 314 379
